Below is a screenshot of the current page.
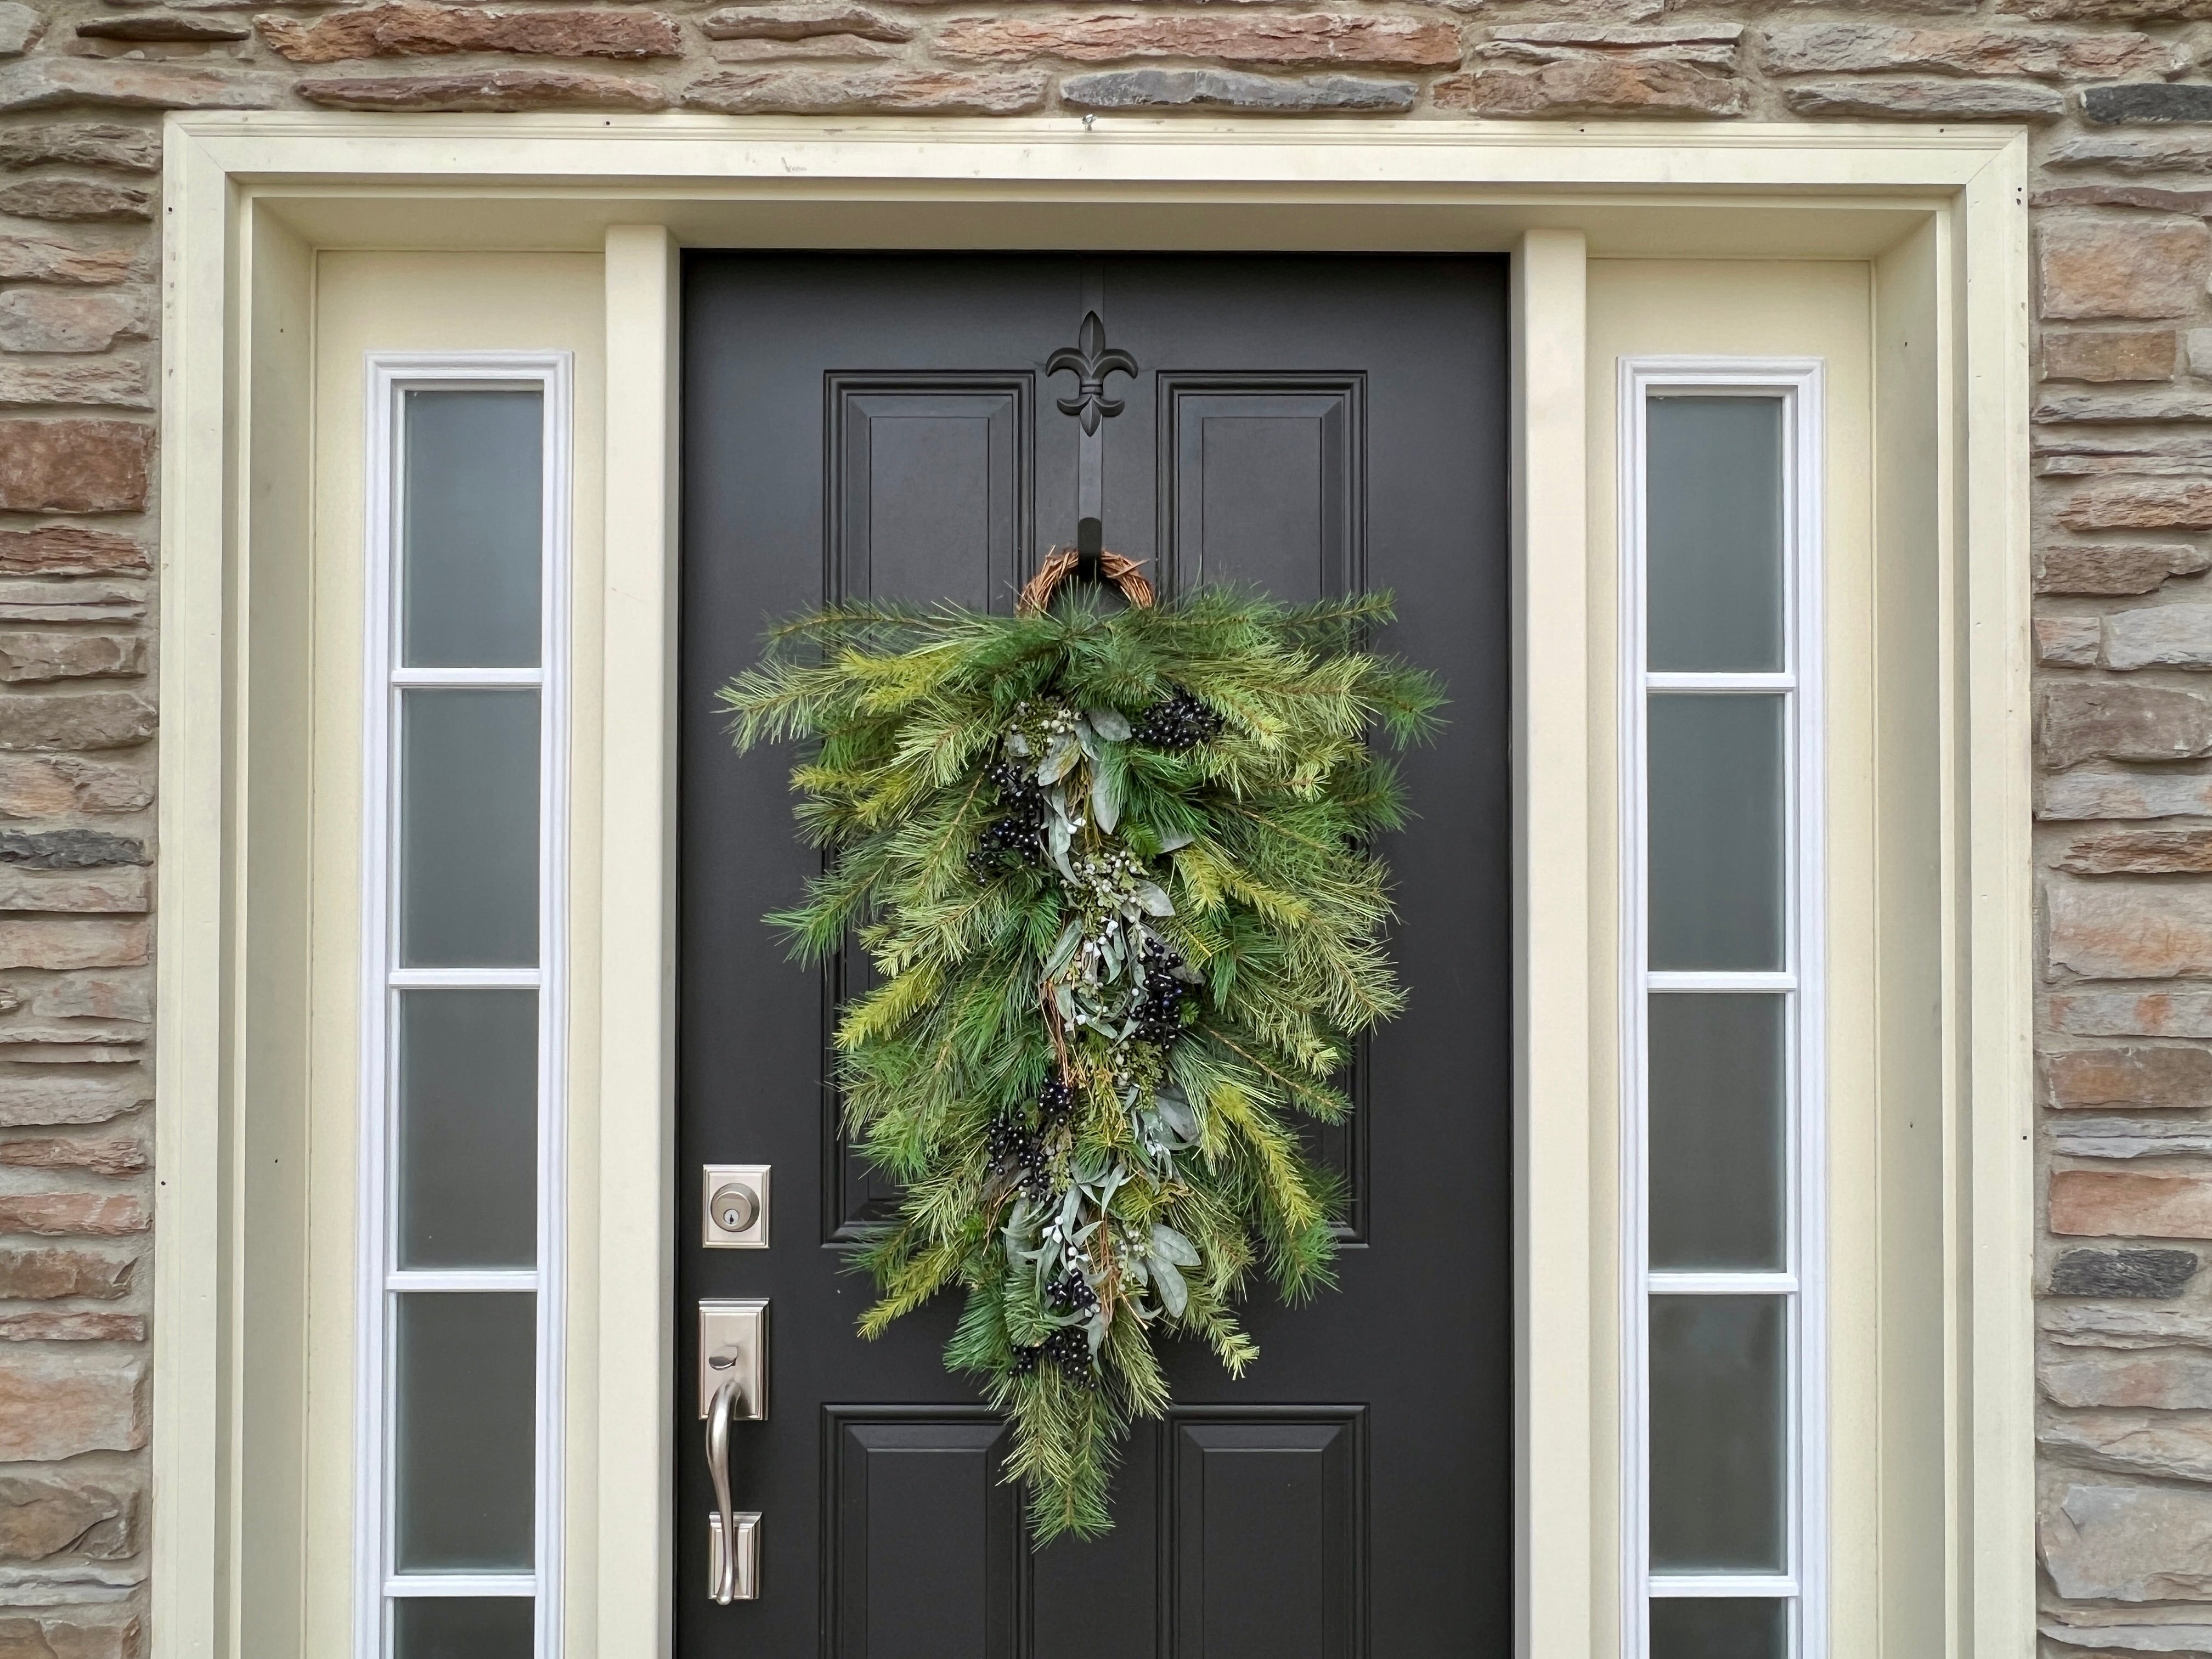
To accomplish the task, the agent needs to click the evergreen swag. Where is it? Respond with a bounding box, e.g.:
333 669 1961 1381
720 586 1443 1542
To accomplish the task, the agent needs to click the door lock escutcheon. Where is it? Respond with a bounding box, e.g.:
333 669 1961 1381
702 1164 770 1248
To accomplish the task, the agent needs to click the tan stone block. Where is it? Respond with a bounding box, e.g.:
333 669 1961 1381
0 1475 135 1562
682 65 1047 111
2051 134 2212 173
2041 1410 2212 1483
0 1355 142 1459
0 1073 145 1128
2060 828 2212 874
0 421 149 514
2053 1169 2212 1238
0 635 146 686
700 3 912 38
707 35 900 58
2048 880 2212 978
0 291 149 356
2045 1045 2212 1107
2053 990 2212 1036
1431 54 1742 116
0 58 285 111
0 1244 131 1299
1059 66 1415 110
77 12 250 39
2041 1483 2212 1601
0 1310 141 1341
298 66 669 109
2007 0 2212 16
0 125 160 174
2039 543 2209 594
0 1192 144 1237
0 528 143 579
0 1612 140 1659
0 1613 140 1659
2042 766 2212 819
2038 614 2101 665
0 236 135 290
937 13 1459 65
2106 602 2212 669
0 920 148 971
2043 218 2212 321
0 359 154 413
30 974 148 1020
0 583 143 624
2039 682 2212 768
0 182 150 225
0 866 148 913
0 690 155 752
260 3 681 61
2046 331 2178 383
1781 75 2063 119
0 1137 146 1175
2061 479 2212 532
1759 21 2186 80
0 756 150 817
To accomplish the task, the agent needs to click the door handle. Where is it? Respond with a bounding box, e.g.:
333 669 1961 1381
705 1373 760 1603
699 1298 766 1604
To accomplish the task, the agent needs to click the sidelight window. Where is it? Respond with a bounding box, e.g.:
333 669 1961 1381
1621 364 1825 1659
357 358 571 1659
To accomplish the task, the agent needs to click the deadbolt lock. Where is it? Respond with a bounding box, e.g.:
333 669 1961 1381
712 1184 758 1233
702 1164 770 1248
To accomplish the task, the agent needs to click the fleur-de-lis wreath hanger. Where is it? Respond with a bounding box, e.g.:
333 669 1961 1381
1047 310 1137 437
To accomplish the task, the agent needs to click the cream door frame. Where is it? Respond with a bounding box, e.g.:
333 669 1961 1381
155 114 2032 1659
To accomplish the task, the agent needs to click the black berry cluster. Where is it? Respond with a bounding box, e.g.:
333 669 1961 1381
1132 940 1195 1047
968 757 1048 877
986 1114 1053 1201
1038 1075 1076 1122
1042 1326 1093 1375
1046 1267 1099 1315
1132 686 1224 751
1011 1344 1043 1376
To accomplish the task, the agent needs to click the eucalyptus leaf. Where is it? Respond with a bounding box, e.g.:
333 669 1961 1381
1156 828 1195 853
1087 707 1131 742
1090 762 1122 834
1131 881 1175 917
1149 1256 1188 1318
1150 1224 1201 1267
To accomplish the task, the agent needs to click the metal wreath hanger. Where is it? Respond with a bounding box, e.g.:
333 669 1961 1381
1019 307 1156 615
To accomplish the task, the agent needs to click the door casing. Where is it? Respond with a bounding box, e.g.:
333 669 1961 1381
155 117 2033 1659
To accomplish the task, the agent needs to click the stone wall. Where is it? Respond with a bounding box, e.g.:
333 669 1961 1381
0 0 2205 1644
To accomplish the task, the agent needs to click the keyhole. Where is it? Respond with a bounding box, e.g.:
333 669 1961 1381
712 1183 760 1234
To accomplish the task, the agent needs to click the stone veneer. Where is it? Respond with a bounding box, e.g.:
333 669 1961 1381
0 0 2208 1647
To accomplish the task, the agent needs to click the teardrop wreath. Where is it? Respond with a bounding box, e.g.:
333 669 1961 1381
721 577 1443 1542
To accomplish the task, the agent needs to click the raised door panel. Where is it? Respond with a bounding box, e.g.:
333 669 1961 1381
828 1411 1025 1659
1169 1410 1364 1659
823 375 1035 1240
1158 374 1368 1241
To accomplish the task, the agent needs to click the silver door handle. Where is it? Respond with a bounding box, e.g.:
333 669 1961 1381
706 1372 761 1602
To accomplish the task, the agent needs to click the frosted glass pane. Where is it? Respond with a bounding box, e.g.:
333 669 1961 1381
1647 395 1785 673
393 1596 534 1659
402 389 543 669
399 689 539 968
1650 1599 1787 1659
394 1292 534 1571
1649 994 1787 1272
396 990 537 1270
1648 694 1785 972
1650 1295 1787 1572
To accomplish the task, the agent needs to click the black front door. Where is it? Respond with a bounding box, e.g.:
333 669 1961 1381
678 253 1510 1657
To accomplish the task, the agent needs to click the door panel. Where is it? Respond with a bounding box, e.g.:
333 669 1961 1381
680 253 1509 1655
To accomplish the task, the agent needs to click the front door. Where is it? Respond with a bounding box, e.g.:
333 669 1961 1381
678 253 1510 1656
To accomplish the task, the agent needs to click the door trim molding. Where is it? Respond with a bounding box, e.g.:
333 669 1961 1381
156 115 2032 1659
